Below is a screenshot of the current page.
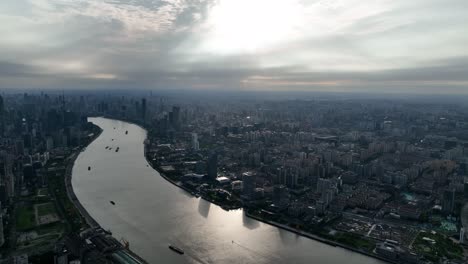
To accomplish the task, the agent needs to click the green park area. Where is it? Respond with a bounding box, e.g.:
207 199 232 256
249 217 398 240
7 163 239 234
413 231 463 262
318 230 376 252
47 161 87 232
15 200 65 252
37 203 56 217
333 232 375 252
16 205 36 230
16 223 65 251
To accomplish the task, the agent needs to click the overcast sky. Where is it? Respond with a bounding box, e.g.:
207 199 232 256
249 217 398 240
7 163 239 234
1 0 467 93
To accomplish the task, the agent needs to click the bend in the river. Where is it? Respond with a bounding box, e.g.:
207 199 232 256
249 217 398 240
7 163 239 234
71 117 385 264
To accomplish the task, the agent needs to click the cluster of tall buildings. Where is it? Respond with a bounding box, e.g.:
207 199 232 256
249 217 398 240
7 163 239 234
4 91 461 263
139 95 468 263
0 93 93 259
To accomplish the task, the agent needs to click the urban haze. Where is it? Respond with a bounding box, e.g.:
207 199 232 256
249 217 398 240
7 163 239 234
1 1 468 264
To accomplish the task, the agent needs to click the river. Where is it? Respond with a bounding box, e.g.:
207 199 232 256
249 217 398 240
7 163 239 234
71 117 385 264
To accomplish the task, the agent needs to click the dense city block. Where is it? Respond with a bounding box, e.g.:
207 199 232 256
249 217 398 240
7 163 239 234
105 93 468 264
0 93 146 264
0 92 468 263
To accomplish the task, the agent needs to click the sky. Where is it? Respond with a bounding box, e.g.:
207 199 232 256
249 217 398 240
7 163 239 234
0 0 468 93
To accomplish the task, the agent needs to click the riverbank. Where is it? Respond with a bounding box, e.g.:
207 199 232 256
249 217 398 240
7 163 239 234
98 116 392 264
65 146 101 228
142 144 394 263
145 159 397 264
245 212 398 264
149 163 241 211
66 123 148 264
149 160 394 263
97 115 242 210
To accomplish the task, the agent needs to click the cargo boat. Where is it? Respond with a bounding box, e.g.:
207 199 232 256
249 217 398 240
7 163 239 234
168 245 184 255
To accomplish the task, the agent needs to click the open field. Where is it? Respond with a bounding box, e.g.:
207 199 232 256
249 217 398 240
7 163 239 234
35 203 60 225
16 205 36 230
36 203 56 217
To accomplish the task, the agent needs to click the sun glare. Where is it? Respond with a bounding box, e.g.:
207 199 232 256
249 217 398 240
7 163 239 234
195 0 392 57
198 0 305 54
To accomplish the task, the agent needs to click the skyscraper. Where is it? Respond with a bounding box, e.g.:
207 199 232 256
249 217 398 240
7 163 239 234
192 133 200 151
207 152 217 180
172 106 180 130
316 178 331 194
0 95 4 135
242 172 255 199
0 202 4 247
464 181 468 198
141 98 147 121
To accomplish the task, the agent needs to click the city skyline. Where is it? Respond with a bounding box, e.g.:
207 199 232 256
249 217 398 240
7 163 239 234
1 92 468 263
1 0 468 93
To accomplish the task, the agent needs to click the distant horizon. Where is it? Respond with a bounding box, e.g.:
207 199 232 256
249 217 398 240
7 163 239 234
2 88 468 105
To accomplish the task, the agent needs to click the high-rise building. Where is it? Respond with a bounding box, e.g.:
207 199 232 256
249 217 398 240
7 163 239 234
442 188 455 215
464 181 468 198
0 95 4 135
206 152 218 180
23 164 35 184
171 106 180 129
135 101 140 118
46 137 54 151
316 178 331 194
460 227 465 243
141 98 147 121
242 172 256 198
321 189 335 206
0 202 4 247
191 133 200 151
0 185 6 205
273 185 289 207
286 173 298 189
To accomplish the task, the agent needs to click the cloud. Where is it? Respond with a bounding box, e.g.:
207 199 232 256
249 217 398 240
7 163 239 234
0 0 467 93
0 61 40 77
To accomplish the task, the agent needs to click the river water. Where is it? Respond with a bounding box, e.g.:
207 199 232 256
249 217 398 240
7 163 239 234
71 117 384 264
